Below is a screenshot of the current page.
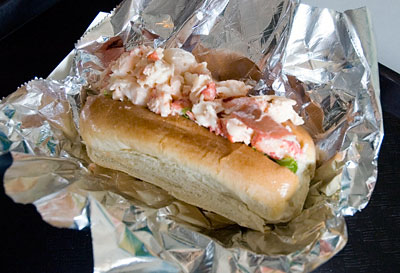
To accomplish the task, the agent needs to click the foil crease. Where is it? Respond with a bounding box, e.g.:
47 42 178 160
0 0 383 272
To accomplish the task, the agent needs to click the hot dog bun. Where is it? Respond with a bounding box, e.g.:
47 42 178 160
80 95 316 231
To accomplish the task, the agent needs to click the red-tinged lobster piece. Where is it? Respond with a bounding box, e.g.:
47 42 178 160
251 133 301 160
223 97 291 138
147 51 159 61
185 110 196 121
171 99 191 112
200 82 216 101
222 97 302 160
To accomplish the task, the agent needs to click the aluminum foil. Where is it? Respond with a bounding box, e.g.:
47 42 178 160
0 0 383 272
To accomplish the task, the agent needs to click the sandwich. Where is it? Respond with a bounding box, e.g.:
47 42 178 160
79 45 316 231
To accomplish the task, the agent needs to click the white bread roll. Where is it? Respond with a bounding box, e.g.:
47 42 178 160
80 95 316 231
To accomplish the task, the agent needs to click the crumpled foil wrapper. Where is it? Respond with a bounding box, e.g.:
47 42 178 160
0 0 383 272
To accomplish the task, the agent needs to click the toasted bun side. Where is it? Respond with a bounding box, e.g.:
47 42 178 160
80 95 315 231
85 147 268 230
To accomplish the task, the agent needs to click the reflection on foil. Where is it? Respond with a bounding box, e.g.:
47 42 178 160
0 0 383 272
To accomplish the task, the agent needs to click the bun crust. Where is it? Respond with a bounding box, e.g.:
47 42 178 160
80 95 315 231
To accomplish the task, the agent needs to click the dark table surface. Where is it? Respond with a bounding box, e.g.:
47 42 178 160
1 0 400 272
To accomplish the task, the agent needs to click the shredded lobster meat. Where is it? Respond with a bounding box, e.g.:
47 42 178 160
104 45 305 160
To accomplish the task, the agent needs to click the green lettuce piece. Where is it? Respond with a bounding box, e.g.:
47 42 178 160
181 107 191 119
103 90 112 97
275 157 298 173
